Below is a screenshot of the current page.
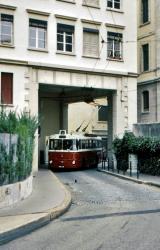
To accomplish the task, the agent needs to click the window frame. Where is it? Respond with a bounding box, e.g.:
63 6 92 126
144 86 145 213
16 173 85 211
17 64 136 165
0 13 14 45
1 72 13 105
141 0 149 24
142 43 149 72
142 90 149 112
107 31 123 60
57 23 74 53
29 18 47 50
98 105 108 122
107 0 121 10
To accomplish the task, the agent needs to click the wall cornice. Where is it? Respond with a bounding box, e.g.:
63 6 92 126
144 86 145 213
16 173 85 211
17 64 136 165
0 58 138 78
105 23 125 29
26 9 50 16
55 14 77 21
81 19 101 25
0 4 17 10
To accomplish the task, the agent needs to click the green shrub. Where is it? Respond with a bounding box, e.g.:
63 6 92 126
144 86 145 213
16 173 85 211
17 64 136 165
0 109 39 185
113 132 160 175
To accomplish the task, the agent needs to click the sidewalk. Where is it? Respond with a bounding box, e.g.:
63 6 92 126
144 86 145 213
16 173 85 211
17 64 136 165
0 169 71 245
98 165 160 188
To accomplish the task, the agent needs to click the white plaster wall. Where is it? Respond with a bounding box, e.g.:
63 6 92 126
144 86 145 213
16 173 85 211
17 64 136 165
0 65 28 112
0 175 32 209
0 0 137 75
128 77 137 129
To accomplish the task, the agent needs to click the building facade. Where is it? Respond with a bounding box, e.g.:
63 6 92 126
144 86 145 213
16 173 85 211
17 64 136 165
0 0 137 171
137 0 160 123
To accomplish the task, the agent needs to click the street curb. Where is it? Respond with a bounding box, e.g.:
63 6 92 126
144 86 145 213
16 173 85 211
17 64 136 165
0 213 50 245
97 169 160 188
0 171 72 245
47 171 72 220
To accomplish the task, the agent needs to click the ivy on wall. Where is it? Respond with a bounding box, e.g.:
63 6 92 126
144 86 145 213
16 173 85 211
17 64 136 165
0 109 38 185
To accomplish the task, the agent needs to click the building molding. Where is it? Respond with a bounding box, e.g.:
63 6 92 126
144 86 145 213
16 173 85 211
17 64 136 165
56 0 76 4
0 58 138 78
0 4 17 10
106 8 124 14
138 31 156 40
26 9 50 16
81 19 102 25
55 14 77 21
82 3 100 9
138 78 160 86
105 23 125 29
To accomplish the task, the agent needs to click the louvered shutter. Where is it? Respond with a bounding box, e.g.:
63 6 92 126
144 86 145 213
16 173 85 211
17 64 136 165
83 0 99 7
83 29 99 57
1 73 13 104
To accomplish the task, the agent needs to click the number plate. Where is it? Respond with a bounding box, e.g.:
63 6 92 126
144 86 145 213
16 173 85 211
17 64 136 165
59 166 64 168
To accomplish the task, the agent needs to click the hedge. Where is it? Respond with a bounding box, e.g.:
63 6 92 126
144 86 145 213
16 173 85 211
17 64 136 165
113 132 160 175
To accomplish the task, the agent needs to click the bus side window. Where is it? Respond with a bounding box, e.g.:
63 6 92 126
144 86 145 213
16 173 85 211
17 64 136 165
49 140 53 149
76 139 80 150
85 140 89 149
63 140 73 150
82 140 85 149
89 139 92 148
79 140 82 149
92 140 96 148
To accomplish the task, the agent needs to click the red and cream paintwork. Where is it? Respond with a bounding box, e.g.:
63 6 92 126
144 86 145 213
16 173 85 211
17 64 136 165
45 130 103 170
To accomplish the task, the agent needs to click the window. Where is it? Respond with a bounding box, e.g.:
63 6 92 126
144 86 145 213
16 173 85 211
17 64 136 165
83 0 99 8
0 14 13 45
142 90 149 112
142 43 149 71
1 73 13 104
141 0 149 24
57 23 74 53
98 105 108 122
107 32 123 59
107 0 120 9
83 28 99 57
29 19 47 49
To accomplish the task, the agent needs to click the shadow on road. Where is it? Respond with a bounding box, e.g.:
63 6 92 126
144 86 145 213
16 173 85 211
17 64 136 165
62 208 160 221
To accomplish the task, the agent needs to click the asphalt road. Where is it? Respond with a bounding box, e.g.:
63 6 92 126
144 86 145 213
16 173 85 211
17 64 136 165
2 169 160 250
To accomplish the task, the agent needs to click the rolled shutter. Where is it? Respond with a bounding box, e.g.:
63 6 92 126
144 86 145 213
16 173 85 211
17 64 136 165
1 73 13 104
83 0 99 7
83 30 99 57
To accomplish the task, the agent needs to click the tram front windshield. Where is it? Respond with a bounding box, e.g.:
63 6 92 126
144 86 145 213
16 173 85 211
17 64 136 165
49 139 73 150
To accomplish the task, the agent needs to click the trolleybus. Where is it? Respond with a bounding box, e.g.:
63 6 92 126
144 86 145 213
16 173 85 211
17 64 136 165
45 130 103 170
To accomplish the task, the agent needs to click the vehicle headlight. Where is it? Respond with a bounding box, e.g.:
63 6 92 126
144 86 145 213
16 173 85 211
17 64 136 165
72 160 75 164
